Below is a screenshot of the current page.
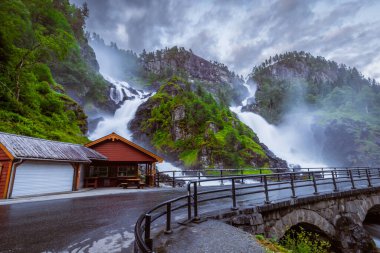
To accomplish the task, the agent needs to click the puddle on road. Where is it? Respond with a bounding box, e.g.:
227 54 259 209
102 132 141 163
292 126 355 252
64 230 134 253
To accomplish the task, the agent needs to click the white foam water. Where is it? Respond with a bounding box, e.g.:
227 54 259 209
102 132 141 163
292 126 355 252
231 81 327 168
89 75 152 140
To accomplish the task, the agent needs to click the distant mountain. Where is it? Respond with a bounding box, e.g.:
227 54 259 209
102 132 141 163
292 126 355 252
248 51 380 166
88 34 248 106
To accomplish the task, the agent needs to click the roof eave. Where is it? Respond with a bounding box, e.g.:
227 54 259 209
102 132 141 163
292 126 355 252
86 133 164 162
0 143 15 161
13 157 91 163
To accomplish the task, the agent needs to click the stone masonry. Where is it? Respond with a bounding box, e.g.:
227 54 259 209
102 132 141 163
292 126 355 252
209 187 380 253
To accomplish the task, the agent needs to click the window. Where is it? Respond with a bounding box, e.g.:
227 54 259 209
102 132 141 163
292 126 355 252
89 166 108 177
118 166 136 177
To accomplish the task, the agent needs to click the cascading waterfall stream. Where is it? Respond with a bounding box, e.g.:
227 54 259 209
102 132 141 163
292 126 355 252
89 75 152 140
88 75 190 178
230 81 327 168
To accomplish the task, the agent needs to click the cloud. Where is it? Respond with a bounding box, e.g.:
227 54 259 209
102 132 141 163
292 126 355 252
70 0 380 80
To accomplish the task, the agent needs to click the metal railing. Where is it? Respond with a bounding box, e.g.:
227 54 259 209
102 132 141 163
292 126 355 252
154 167 368 187
135 167 380 253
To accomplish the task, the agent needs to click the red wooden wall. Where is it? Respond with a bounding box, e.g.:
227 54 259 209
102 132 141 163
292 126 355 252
0 147 11 199
90 140 156 162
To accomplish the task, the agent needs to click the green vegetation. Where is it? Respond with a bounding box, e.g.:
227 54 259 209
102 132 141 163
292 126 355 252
203 168 272 176
136 76 270 169
255 228 331 253
255 235 289 253
0 0 102 143
280 228 331 253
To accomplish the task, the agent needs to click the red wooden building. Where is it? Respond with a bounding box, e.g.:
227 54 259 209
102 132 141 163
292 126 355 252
84 132 163 188
0 132 163 199
0 131 106 199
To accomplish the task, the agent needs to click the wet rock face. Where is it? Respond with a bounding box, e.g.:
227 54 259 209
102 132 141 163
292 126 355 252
335 216 376 252
80 40 100 72
171 105 188 141
87 117 104 134
141 48 248 104
172 105 185 121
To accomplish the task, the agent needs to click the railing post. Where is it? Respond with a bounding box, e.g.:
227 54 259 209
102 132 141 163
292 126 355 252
231 179 238 210
164 202 173 234
241 169 245 184
172 171 175 188
366 169 372 188
144 214 153 250
349 170 356 189
358 169 361 179
312 172 318 195
220 170 224 185
308 168 311 180
187 184 192 220
277 173 280 182
198 171 201 186
331 170 338 192
156 172 160 187
321 168 324 179
264 175 271 204
193 182 199 221
290 173 297 198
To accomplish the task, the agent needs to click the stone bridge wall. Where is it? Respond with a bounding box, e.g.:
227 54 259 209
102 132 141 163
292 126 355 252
210 187 380 253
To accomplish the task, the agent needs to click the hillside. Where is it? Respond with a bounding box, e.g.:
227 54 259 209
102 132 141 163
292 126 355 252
129 76 286 169
249 51 380 166
0 0 113 143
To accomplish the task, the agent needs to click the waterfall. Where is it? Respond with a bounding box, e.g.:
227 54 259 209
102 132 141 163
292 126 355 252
89 75 152 140
89 75 188 176
231 81 327 168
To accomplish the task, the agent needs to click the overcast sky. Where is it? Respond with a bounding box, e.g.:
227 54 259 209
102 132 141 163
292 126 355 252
71 0 380 79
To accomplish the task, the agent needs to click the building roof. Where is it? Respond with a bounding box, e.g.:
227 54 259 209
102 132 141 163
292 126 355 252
0 132 107 162
86 132 164 163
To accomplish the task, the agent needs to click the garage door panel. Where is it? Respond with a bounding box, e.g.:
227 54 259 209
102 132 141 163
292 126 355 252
12 161 74 197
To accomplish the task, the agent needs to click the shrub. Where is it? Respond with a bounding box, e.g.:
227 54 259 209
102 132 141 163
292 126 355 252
280 227 331 253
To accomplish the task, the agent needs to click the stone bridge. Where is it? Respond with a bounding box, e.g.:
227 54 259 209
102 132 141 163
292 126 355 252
210 186 380 253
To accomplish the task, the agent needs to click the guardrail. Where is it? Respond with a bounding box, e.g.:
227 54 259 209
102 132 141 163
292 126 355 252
135 167 380 253
155 167 369 187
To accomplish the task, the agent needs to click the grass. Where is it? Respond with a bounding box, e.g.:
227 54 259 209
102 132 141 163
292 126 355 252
203 168 272 176
255 235 290 253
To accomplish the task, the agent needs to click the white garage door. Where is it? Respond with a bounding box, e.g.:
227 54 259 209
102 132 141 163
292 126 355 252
11 161 74 198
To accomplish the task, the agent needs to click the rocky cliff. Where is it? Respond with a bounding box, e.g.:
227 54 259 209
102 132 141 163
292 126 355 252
140 47 247 105
88 37 248 106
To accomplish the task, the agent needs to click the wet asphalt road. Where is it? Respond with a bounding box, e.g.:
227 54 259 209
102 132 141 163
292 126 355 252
1 176 379 253
0 189 187 253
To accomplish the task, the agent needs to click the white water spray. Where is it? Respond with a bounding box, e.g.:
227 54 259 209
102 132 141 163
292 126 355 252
89 74 191 178
231 81 327 168
89 75 152 140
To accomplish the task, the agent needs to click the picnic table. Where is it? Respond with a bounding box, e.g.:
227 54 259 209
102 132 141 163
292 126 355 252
119 178 145 189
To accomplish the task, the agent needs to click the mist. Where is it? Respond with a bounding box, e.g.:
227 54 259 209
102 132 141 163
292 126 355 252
232 79 329 168
88 33 140 81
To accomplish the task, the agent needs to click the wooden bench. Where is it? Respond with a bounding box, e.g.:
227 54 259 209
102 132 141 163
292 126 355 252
119 178 145 189
120 182 145 189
